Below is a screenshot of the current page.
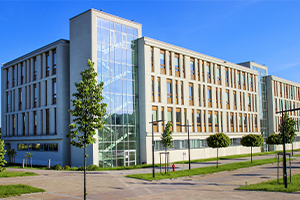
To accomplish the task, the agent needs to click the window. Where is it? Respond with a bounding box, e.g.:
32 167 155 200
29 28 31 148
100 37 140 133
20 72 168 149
198 85 201 106
176 108 181 132
230 113 234 132
192 109 195 132
181 81 184 105
175 80 178 104
250 75 253 91
21 63 24 84
54 108 57 134
167 79 172 103
244 114 247 132
23 113 25 135
197 61 200 81
13 66 15 87
254 114 257 132
280 83 282 97
225 67 228 86
175 54 179 77
34 84 37 108
6 68 9 89
151 76 154 102
46 109 50 135
203 111 206 132
240 92 242 110
226 89 229 109
197 110 201 132
13 114 15 136
275 98 277 113
169 52 172 75
19 88 22 110
34 57 37 80
6 92 9 112
46 52 50 77
220 89 222 108
182 57 185 78
217 65 221 85
212 65 215 84
34 111 37 135
189 83 193 106
207 62 211 83
215 111 219 132
202 61 205 81
242 72 245 90
216 88 219 108
226 112 229 132
151 47 154 72
237 71 241 89
152 106 158 132
160 50 166 74
230 69 232 87
53 49 57 74
208 111 212 132
183 108 187 132
239 114 242 132
45 81 47 105
203 85 205 107
161 107 164 131
190 58 195 80
233 91 236 110
243 92 245 111
167 107 173 131
52 79 57 104
157 77 161 102
207 86 212 107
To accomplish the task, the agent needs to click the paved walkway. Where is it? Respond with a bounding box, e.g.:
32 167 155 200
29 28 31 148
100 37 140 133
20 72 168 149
1 153 300 200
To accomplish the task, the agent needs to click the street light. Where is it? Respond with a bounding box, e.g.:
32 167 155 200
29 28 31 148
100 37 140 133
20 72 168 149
149 116 165 178
178 119 192 170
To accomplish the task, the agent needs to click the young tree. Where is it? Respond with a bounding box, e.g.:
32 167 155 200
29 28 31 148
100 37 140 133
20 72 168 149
161 122 173 173
279 113 296 154
8 149 17 164
67 59 107 200
206 133 231 168
0 134 7 172
266 133 281 145
240 134 263 162
25 152 33 168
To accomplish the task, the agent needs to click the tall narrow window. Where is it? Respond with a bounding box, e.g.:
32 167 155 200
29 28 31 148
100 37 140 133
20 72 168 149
34 84 37 108
157 77 161 102
220 89 222 108
175 54 179 77
216 88 219 108
52 79 57 104
202 61 205 81
190 58 195 80
189 83 193 106
248 94 251 111
167 79 172 103
207 62 211 83
198 85 201 106
254 114 257 132
53 49 57 74
240 92 242 110
226 112 229 132
181 81 184 105
197 110 201 132
182 57 185 78
203 85 205 107
233 91 236 110
19 88 22 110
229 113 233 132
220 112 223 132
215 111 219 132
237 71 241 89
151 47 154 72
167 107 173 131
22 113 25 136
244 114 247 132
226 89 229 109
197 61 200 81
212 65 215 84
151 76 154 102
45 81 47 105
239 114 242 132
13 66 15 87
6 92 9 112
13 114 15 136
183 108 187 132
152 106 158 132
46 52 50 77
217 65 221 85
34 57 37 80
6 68 9 89
176 108 181 132
242 72 245 90
160 50 166 74
203 111 206 132
161 107 164 131
208 111 212 132
54 108 57 134
21 63 24 84
192 109 195 132
175 80 178 104
250 75 253 91
46 109 50 135
169 52 172 75
207 86 212 107
225 67 228 86
233 69 236 88
34 111 37 135
275 98 277 113
243 92 245 111
280 83 282 97
230 69 232 87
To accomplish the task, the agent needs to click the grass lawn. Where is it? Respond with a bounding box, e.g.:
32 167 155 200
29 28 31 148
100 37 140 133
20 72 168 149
0 171 38 178
0 184 45 198
126 158 280 181
292 154 300 157
238 173 300 193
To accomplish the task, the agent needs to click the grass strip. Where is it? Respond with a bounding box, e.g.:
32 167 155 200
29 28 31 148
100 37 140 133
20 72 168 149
126 158 280 181
0 171 38 178
0 184 45 198
238 173 300 193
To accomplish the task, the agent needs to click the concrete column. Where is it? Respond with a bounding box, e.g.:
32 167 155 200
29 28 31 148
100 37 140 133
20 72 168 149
29 111 34 135
25 112 29 135
37 54 43 79
198 60 202 82
30 58 34 82
49 50 53 76
18 113 22 136
48 80 52 105
185 56 190 80
165 50 169 76
194 59 198 81
50 107 55 134
38 109 42 135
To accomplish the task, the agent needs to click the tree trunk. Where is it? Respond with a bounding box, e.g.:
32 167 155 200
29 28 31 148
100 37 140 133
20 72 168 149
165 148 167 174
31 157 32 168
292 143 294 156
251 146 252 163
84 142 87 200
217 148 219 168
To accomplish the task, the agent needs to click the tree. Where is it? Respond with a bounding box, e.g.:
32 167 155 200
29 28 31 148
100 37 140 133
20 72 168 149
67 59 107 200
266 133 281 145
161 122 173 174
206 133 231 168
25 152 33 168
240 134 263 162
279 113 296 154
0 134 7 172
7 149 17 164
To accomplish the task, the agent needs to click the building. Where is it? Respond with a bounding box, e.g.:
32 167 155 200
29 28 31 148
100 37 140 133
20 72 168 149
1 9 300 167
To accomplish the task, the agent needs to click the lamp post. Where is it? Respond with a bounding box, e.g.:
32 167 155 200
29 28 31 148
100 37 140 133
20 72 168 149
149 116 165 178
178 119 192 170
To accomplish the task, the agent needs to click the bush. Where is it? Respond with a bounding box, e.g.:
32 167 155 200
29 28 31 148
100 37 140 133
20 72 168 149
53 164 62 170
63 165 70 170
78 166 85 171
70 167 78 171
87 164 99 171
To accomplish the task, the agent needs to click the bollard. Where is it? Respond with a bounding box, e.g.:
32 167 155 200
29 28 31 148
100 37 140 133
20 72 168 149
48 159 51 169
172 164 175 172
22 159 25 168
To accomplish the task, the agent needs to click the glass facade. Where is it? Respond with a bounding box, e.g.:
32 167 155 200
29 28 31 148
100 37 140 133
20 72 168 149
97 17 139 167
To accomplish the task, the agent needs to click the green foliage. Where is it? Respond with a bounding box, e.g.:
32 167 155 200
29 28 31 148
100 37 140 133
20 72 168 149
67 59 107 148
25 152 33 158
87 164 100 171
0 184 45 198
266 133 281 145
240 134 264 147
161 122 173 150
7 149 17 164
70 166 78 171
279 112 296 143
0 171 37 178
63 165 70 170
53 164 62 170
0 134 7 172
206 133 231 149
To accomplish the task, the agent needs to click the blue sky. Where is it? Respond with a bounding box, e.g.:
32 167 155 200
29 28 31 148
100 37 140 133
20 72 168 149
1 0 300 124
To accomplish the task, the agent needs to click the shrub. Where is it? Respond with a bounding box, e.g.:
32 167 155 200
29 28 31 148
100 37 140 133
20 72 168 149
87 164 99 171
70 167 78 171
63 165 70 170
53 164 62 170
78 166 85 171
